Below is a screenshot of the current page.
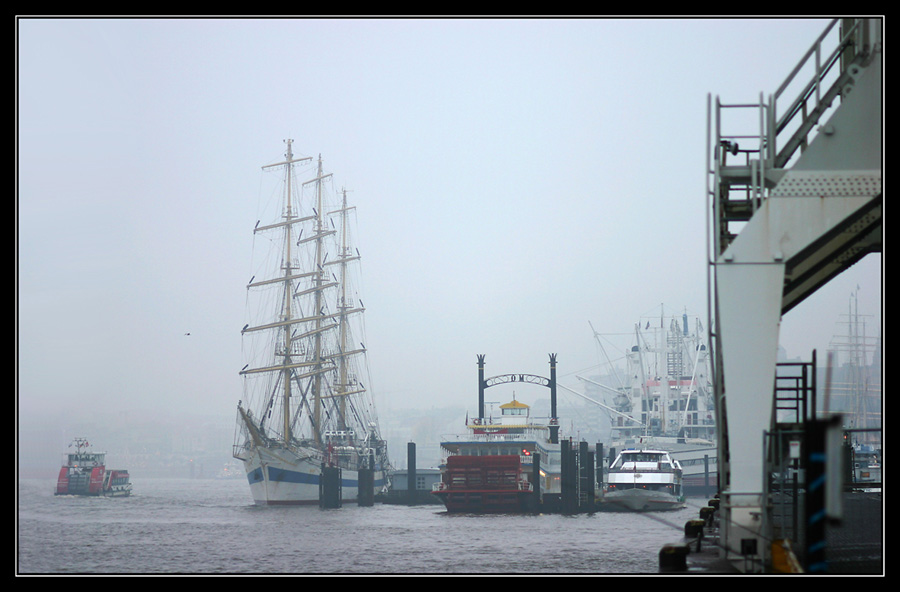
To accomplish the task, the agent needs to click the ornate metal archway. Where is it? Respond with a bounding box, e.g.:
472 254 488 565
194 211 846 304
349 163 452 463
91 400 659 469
477 353 559 443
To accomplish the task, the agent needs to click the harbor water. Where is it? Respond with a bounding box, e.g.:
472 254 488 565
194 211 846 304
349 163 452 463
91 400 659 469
18 477 703 575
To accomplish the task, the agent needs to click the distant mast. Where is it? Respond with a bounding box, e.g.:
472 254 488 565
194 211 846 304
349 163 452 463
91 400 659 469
335 188 358 432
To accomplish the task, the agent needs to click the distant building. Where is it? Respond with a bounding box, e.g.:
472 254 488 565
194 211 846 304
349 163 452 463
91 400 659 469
382 468 442 505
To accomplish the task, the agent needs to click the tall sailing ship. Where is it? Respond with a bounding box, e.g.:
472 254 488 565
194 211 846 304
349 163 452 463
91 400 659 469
233 140 389 505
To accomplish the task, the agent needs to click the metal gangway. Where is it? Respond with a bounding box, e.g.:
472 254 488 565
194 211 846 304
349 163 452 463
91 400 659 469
705 18 881 573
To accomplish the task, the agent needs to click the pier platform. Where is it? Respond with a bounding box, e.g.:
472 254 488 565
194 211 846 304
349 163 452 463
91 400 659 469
661 491 882 574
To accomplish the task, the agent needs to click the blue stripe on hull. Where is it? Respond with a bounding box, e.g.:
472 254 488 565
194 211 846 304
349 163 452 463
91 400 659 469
246 466 385 489
264 465 319 485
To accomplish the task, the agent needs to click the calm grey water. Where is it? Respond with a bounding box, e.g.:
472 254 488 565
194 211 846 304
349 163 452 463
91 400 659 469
18 477 704 574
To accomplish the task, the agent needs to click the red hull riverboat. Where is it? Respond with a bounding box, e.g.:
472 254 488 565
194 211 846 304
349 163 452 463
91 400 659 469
432 355 563 513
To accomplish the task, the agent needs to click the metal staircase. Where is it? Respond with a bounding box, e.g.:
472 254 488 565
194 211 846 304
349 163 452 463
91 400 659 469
705 18 882 572
710 19 882 289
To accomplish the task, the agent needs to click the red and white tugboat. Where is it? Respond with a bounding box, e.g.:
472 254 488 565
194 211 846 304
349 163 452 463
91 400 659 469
432 355 563 513
55 438 132 497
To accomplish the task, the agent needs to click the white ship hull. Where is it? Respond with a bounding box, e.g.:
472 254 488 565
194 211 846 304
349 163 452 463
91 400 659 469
600 488 686 512
600 449 686 512
610 437 717 496
239 445 385 506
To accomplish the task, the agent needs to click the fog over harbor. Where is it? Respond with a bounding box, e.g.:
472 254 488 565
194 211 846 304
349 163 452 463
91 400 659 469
17 17 881 479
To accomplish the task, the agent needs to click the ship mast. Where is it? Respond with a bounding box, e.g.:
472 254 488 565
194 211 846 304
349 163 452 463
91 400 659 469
305 155 333 445
240 139 312 445
281 142 296 444
325 189 367 434
276 140 310 445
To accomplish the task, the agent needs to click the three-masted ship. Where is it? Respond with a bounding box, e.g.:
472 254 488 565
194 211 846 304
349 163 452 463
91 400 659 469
233 140 389 505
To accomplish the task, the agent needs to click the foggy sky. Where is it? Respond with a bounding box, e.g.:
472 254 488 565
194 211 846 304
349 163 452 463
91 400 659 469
17 17 881 457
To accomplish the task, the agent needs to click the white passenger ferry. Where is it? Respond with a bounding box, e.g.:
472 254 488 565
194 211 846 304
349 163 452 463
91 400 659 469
599 448 685 511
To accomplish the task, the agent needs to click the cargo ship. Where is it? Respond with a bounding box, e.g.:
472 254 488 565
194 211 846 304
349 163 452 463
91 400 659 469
582 307 718 497
55 438 132 497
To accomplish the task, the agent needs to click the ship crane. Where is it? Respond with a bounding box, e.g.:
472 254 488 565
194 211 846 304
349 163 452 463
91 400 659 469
557 379 645 428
